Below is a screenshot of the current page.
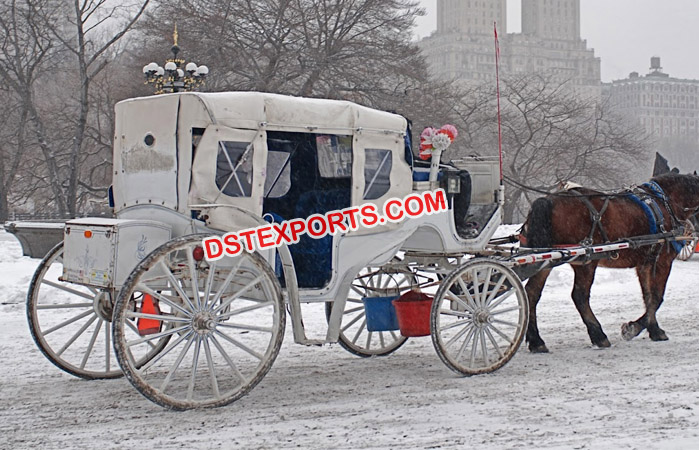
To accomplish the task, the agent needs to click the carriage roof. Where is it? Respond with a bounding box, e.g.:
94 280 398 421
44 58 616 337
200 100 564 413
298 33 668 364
115 91 408 136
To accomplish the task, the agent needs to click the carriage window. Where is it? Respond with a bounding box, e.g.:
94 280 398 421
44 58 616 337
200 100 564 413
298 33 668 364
364 149 392 200
216 141 254 197
317 135 352 178
264 151 291 198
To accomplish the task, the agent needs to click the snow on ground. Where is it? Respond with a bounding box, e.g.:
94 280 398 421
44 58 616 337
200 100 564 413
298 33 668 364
1 229 698 449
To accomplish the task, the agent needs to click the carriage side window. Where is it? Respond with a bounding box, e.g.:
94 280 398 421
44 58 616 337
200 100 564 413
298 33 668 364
215 141 254 197
364 149 392 200
264 151 291 198
317 135 352 178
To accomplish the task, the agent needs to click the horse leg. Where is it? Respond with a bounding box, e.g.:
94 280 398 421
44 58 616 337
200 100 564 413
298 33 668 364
621 264 651 340
524 268 552 353
644 257 672 341
571 263 611 348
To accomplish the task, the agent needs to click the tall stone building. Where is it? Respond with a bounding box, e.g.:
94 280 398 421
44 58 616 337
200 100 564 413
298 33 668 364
420 0 601 98
606 57 699 171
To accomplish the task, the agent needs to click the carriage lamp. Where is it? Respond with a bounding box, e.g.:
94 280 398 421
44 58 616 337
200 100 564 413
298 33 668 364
142 24 209 94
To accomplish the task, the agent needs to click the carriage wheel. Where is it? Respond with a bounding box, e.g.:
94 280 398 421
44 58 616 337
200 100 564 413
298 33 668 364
431 259 528 376
113 235 285 410
325 260 413 357
27 243 171 379
677 219 697 261
27 243 123 379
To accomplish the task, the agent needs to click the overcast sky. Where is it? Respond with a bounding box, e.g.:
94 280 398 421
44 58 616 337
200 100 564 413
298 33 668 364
415 0 699 82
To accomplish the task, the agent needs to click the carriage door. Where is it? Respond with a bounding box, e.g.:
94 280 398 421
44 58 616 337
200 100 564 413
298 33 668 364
189 125 268 230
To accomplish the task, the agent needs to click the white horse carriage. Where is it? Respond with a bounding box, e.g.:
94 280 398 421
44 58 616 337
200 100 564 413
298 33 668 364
27 92 528 409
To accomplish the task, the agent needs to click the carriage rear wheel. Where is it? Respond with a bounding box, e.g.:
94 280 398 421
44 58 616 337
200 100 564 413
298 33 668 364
27 243 123 379
431 259 528 376
325 260 414 357
112 235 285 410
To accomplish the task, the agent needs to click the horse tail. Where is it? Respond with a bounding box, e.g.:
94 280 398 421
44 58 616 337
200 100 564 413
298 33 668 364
526 197 554 248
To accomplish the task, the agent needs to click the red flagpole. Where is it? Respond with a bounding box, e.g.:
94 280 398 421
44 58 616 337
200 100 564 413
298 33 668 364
494 22 503 183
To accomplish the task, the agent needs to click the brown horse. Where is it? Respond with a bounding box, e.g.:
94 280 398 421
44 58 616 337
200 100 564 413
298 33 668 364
522 173 699 353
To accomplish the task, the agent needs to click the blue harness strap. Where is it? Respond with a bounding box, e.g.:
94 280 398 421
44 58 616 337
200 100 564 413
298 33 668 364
627 182 684 253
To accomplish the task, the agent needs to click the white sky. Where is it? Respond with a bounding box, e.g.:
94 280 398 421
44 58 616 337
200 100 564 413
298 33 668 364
415 0 699 82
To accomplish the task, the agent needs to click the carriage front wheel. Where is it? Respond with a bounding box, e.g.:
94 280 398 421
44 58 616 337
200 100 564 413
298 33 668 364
431 259 528 376
112 235 285 410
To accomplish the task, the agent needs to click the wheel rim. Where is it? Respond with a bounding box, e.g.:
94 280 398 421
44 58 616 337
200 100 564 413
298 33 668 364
431 259 528 375
330 262 412 357
113 235 285 410
27 243 124 379
677 220 696 261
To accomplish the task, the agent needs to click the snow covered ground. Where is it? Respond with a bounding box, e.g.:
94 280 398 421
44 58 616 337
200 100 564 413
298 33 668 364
1 228 698 449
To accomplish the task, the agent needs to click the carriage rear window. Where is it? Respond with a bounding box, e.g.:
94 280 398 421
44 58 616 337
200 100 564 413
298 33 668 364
216 141 254 197
364 149 392 200
317 135 352 178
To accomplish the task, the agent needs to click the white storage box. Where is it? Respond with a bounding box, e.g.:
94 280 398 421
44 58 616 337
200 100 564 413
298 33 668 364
62 218 171 288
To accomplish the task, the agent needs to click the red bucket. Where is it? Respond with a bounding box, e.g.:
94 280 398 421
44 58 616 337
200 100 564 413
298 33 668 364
392 291 433 337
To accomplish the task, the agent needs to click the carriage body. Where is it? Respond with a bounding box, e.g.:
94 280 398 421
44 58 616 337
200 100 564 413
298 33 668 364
29 92 526 409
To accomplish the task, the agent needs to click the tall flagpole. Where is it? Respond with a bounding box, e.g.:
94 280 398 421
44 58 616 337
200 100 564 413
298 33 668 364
494 22 503 184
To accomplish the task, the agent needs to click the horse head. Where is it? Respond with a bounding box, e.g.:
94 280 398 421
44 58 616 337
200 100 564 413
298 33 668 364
652 172 699 222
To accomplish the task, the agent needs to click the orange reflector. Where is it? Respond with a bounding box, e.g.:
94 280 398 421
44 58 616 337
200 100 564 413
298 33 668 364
137 294 162 336
84 230 93 238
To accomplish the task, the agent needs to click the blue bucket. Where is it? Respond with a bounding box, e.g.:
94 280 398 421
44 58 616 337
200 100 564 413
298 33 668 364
362 296 400 332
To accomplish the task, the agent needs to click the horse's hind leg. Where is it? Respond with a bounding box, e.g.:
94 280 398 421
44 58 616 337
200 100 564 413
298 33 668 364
525 268 552 353
571 263 611 348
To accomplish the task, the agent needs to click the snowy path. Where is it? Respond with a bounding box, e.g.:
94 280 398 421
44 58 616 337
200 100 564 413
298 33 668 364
1 231 698 449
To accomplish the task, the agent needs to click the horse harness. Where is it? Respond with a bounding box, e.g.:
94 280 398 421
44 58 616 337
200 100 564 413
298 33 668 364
571 182 684 253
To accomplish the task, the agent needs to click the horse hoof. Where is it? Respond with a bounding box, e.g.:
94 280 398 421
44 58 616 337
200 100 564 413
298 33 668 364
595 339 611 348
621 322 641 341
529 344 549 353
650 330 669 341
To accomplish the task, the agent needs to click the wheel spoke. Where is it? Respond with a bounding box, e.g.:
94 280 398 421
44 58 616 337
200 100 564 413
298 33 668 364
456 277 478 310
36 302 93 310
160 333 195 393
43 309 94 335
491 318 519 328
454 325 476 361
439 318 472 332
485 274 507 306
209 258 244 308
137 285 191 317
341 311 365 332
202 336 220 399
481 267 493 306
216 323 273 333
445 322 474 348
209 334 245 384
80 319 102 369
186 249 202 311
187 336 202 401
125 320 157 349
365 331 373 350
480 329 488 366
214 330 264 360
128 324 191 347
484 326 504 359
160 261 197 313
217 301 273 320
488 289 515 311
490 305 521 316
56 314 97 356
469 328 480 368
487 322 515 345
351 318 367 345
138 330 193 374
126 311 190 323
40 280 94 300
202 262 217 310
105 320 111 372
213 275 264 314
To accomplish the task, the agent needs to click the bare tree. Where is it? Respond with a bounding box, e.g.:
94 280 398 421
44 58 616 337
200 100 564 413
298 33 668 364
447 75 650 222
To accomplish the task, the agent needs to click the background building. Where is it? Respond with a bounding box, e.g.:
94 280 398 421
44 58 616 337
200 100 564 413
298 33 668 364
606 57 699 171
420 0 601 98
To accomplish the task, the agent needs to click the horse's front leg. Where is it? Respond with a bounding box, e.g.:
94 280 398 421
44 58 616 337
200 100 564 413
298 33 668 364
571 263 611 348
525 268 552 353
631 257 672 341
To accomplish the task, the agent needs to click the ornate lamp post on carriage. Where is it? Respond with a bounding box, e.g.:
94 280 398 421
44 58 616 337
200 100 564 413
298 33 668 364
142 25 208 94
